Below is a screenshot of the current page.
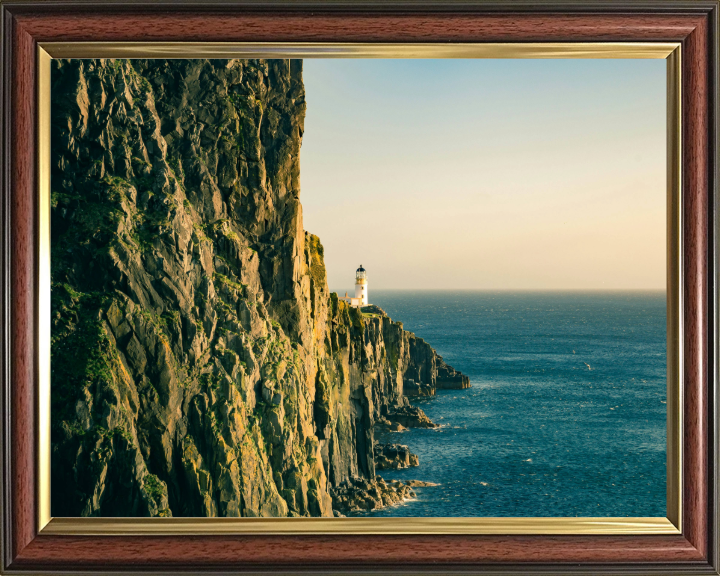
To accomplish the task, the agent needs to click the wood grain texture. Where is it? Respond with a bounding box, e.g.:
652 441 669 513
682 12 710 559
9 534 707 568
0 7 11 571
1 3 717 574
9 13 37 563
13 12 704 43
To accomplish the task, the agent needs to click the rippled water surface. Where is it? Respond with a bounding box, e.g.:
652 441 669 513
359 291 666 517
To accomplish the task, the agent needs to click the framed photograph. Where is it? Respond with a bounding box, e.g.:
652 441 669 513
1 1 718 574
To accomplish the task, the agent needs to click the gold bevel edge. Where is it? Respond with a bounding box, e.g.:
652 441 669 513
666 45 683 532
37 46 52 534
42 517 679 536
35 42 683 536
39 41 680 60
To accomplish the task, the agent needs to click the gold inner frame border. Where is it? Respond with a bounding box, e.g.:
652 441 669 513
36 41 682 536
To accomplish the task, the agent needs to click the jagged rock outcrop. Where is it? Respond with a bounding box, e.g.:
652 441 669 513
374 443 419 470
374 416 407 432
50 57 467 518
437 356 471 389
386 405 439 429
329 476 416 514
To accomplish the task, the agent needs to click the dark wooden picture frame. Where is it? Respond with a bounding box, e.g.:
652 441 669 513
1 1 718 573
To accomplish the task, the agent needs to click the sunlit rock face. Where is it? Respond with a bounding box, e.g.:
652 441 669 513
50 58 467 517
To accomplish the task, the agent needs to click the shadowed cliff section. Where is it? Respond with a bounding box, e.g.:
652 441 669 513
50 58 467 517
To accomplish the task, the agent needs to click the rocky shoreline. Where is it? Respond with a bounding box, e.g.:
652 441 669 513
335 395 441 515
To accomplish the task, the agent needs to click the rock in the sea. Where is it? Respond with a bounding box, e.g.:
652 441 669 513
373 442 419 470
405 480 439 487
386 406 439 429
329 476 416 514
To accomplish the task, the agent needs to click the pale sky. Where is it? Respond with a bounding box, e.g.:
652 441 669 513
299 59 666 291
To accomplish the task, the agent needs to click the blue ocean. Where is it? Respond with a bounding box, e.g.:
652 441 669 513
364 291 667 517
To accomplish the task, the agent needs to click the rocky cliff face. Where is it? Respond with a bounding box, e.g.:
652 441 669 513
51 58 467 517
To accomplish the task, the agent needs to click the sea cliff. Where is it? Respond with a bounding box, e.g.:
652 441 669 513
50 58 468 517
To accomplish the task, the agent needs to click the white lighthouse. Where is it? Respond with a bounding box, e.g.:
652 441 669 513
354 265 368 306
